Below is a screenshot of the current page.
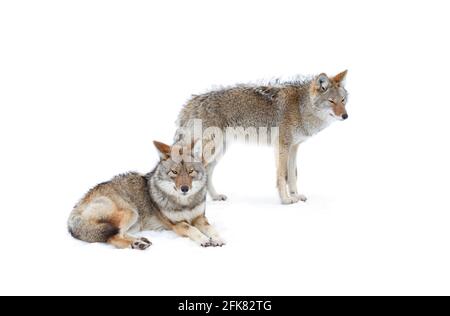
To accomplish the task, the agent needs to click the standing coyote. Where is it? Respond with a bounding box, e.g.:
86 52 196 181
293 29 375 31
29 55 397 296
68 141 225 249
177 71 349 204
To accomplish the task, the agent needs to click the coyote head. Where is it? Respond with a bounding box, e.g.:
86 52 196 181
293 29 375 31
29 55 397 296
310 70 349 121
153 141 207 197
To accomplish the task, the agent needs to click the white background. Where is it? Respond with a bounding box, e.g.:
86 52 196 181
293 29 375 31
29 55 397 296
1 0 449 296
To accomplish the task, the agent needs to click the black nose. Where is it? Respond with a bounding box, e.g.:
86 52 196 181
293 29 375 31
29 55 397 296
342 113 348 120
181 186 189 193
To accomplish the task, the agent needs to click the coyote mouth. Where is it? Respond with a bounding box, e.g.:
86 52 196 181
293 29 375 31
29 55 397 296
330 113 344 121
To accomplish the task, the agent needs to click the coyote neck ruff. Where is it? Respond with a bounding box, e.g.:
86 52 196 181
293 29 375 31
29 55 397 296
297 90 337 138
176 70 349 204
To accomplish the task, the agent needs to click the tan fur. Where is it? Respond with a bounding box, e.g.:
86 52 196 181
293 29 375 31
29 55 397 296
153 141 171 158
332 103 346 117
107 235 135 249
175 170 193 191
332 70 348 85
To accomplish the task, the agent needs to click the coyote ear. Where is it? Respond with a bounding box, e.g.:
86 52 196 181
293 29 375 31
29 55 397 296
153 141 171 160
333 70 348 86
315 73 330 92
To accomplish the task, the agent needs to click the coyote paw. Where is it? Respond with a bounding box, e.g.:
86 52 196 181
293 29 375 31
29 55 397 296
131 237 152 250
199 236 213 248
281 196 301 205
209 237 226 247
212 194 228 201
200 241 212 248
291 193 308 202
200 237 225 248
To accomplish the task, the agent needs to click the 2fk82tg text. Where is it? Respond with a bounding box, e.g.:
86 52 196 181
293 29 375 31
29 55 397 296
178 300 272 313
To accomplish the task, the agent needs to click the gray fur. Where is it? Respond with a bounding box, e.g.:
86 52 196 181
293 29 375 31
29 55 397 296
67 153 209 246
176 71 349 204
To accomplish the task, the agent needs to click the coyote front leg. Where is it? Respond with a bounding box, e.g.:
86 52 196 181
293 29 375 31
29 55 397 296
172 222 212 247
288 143 307 202
193 215 225 247
277 143 301 204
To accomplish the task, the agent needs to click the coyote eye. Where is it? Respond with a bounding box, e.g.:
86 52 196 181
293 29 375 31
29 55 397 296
328 99 335 104
189 169 195 174
170 170 178 175
342 97 346 103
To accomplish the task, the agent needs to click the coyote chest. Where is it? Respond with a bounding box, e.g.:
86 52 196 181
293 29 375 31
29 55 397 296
293 133 309 145
162 202 206 224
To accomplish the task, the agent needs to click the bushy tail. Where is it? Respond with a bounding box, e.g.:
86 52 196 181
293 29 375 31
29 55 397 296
68 214 119 243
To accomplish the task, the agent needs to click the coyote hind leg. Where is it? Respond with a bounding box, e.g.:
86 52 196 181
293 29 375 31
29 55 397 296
105 200 152 250
207 161 227 201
